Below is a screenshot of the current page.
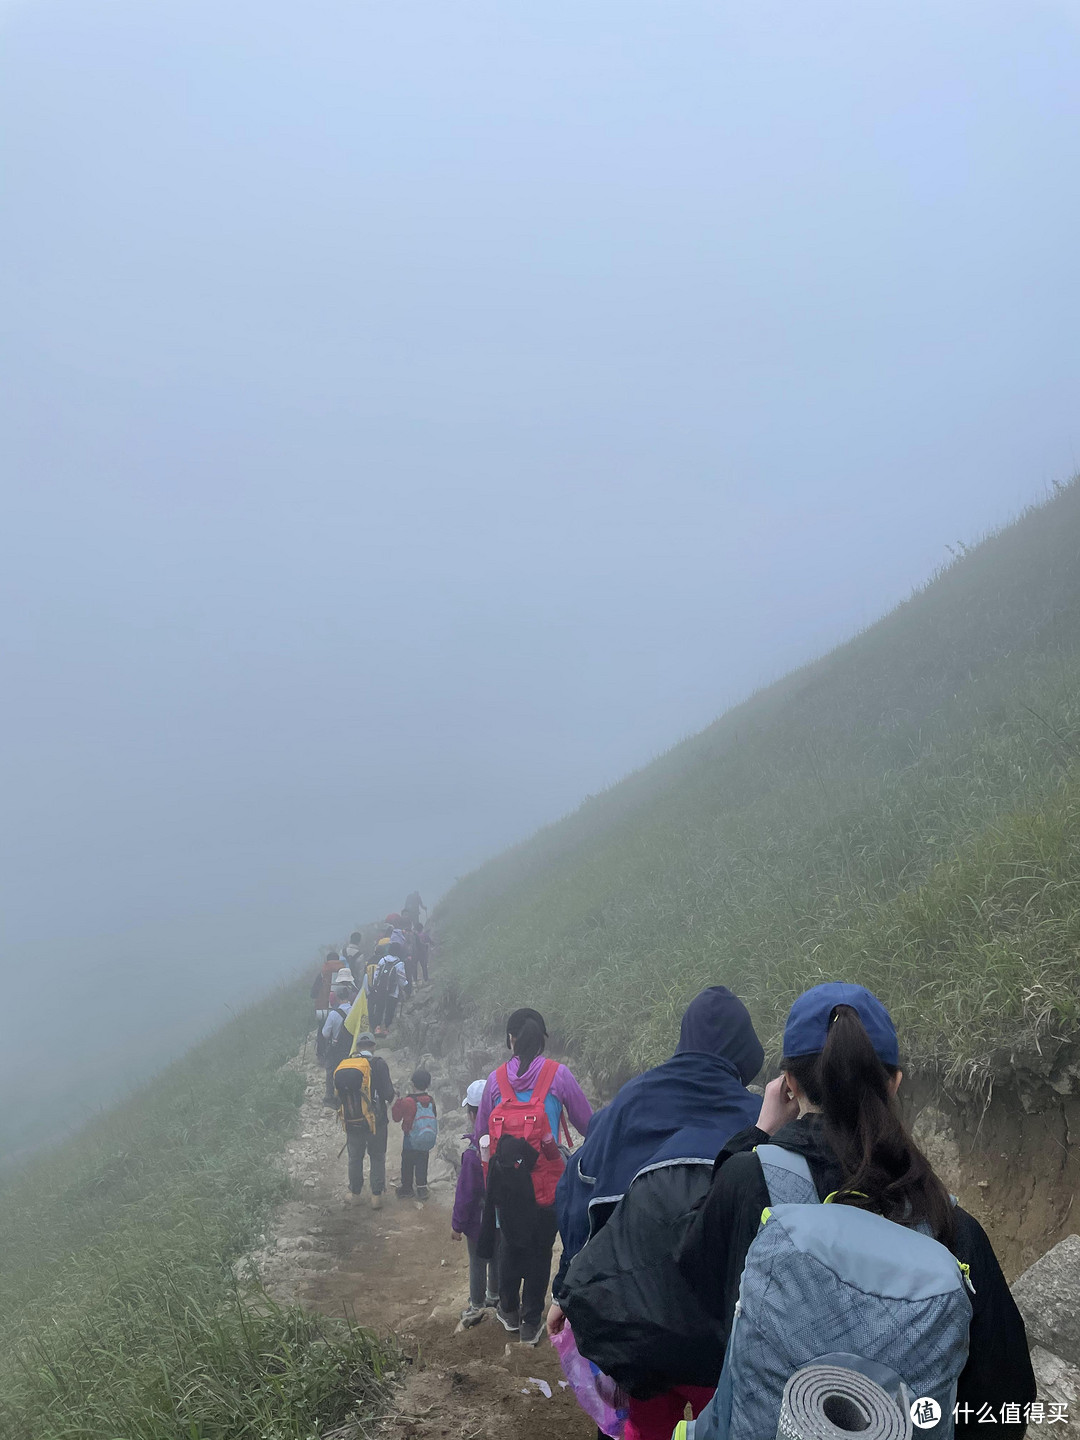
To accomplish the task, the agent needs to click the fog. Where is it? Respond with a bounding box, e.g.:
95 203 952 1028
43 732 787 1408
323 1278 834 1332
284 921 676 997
2 0 1079 1157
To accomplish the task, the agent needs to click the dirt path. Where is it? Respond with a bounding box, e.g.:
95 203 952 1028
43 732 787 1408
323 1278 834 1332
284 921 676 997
250 1039 594 1440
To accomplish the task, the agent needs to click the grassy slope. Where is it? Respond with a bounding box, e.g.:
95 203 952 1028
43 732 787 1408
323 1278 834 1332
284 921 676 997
436 481 1080 1089
0 983 396 1440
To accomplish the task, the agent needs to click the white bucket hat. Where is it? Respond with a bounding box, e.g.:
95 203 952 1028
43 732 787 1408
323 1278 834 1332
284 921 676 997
331 969 355 988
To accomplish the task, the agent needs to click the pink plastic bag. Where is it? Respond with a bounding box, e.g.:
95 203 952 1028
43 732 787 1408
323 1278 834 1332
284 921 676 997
551 1320 630 1439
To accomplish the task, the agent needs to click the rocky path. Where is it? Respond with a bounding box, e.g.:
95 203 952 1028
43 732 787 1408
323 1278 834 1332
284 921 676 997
248 1035 594 1440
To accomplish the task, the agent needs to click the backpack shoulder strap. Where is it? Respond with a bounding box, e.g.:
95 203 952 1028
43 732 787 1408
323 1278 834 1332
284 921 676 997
755 1143 819 1206
529 1057 560 1109
495 1064 513 1105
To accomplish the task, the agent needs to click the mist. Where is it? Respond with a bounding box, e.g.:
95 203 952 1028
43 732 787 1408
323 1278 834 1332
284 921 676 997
2 0 1079 1157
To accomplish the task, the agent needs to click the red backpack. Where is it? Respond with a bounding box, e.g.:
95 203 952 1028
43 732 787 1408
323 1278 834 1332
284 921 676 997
487 1058 567 1206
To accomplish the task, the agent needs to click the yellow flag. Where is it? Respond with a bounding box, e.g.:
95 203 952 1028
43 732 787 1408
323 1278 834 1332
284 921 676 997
344 990 369 1052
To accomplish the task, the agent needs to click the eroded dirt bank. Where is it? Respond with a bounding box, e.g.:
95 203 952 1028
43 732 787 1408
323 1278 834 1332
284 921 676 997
909 1071 1080 1281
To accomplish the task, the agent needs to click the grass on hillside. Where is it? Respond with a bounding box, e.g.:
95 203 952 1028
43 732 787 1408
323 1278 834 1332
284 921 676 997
0 983 398 1440
435 480 1080 1091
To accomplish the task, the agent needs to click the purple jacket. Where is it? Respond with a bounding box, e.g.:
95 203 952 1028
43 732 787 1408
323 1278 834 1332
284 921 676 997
451 1137 485 1240
475 1054 593 1145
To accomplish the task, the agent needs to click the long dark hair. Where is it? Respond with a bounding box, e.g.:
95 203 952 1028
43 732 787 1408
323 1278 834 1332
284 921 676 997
506 1008 548 1070
783 1005 955 1244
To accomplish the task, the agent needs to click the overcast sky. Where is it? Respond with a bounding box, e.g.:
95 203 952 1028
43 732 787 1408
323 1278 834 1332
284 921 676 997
2 0 1079 1149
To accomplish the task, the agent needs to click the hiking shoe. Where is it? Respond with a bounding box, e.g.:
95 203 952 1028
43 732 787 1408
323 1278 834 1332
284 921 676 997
495 1306 520 1333
483 1292 499 1309
460 1304 485 1328
518 1320 544 1346
370 1193 383 1210
416 1185 429 1201
395 1187 415 1200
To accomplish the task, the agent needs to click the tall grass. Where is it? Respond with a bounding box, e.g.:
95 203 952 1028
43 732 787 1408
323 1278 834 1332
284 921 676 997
0 983 398 1439
435 480 1080 1090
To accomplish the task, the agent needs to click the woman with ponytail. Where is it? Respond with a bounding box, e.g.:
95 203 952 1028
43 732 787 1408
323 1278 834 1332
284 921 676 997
475 1008 592 1345
677 983 1034 1437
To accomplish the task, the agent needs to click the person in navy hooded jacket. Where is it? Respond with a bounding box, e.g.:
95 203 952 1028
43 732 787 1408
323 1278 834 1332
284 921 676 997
549 986 764 1440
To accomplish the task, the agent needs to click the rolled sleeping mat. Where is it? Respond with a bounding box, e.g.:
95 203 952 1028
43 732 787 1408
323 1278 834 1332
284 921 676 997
776 1363 913 1440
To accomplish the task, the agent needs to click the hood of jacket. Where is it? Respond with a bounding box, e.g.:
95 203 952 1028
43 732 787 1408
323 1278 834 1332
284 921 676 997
675 986 764 1081
556 988 763 1269
501 1054 552 1092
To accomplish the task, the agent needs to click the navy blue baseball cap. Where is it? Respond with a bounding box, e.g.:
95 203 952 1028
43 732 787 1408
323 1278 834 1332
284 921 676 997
782 983 899 1068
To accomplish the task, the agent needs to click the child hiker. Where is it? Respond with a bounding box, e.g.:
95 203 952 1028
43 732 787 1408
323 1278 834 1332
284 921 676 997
452 1079 499 1327
391 1067 438 1200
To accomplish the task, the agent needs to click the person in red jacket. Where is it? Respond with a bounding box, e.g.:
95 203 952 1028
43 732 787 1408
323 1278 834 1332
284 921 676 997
309 950 341 1056
391 1068 437 1201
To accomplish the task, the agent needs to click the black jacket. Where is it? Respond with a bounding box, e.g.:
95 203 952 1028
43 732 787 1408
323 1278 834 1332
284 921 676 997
562 1160 726 1398
677 1117 1036 1437
477 1136 542 1259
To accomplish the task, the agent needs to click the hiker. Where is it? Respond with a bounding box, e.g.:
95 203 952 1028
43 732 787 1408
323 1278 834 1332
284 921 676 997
347 929 395 1038
391 1067 438 1200
333 1029 395 1209
475 1009 592 1345
369 943 409 1036
551 987 765 1440
452 1079 499 1327
674 983 1036 1440
365 930 392 999
400 918 419 990
309 949 342 1052
320 970 358 1105
343 931 365 971
402 890 425 927
413 924 432 984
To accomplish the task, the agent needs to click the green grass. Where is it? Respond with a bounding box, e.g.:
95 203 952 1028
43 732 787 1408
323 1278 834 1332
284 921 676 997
435 479 1080 1091
0 983 398 1440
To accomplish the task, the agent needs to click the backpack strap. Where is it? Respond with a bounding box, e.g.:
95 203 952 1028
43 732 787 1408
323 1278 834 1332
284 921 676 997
755 1144 819 1206
496 1057 559 1110
528 1057 560 1110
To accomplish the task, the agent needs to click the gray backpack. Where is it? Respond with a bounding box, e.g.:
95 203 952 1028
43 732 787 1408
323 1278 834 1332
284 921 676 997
685 1145 973 1440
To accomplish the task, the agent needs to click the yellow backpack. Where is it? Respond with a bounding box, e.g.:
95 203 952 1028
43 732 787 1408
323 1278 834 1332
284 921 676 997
334 1055 377 1133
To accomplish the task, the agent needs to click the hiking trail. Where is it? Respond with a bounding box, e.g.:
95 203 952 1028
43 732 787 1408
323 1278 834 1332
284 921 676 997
246 1026 594 1439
